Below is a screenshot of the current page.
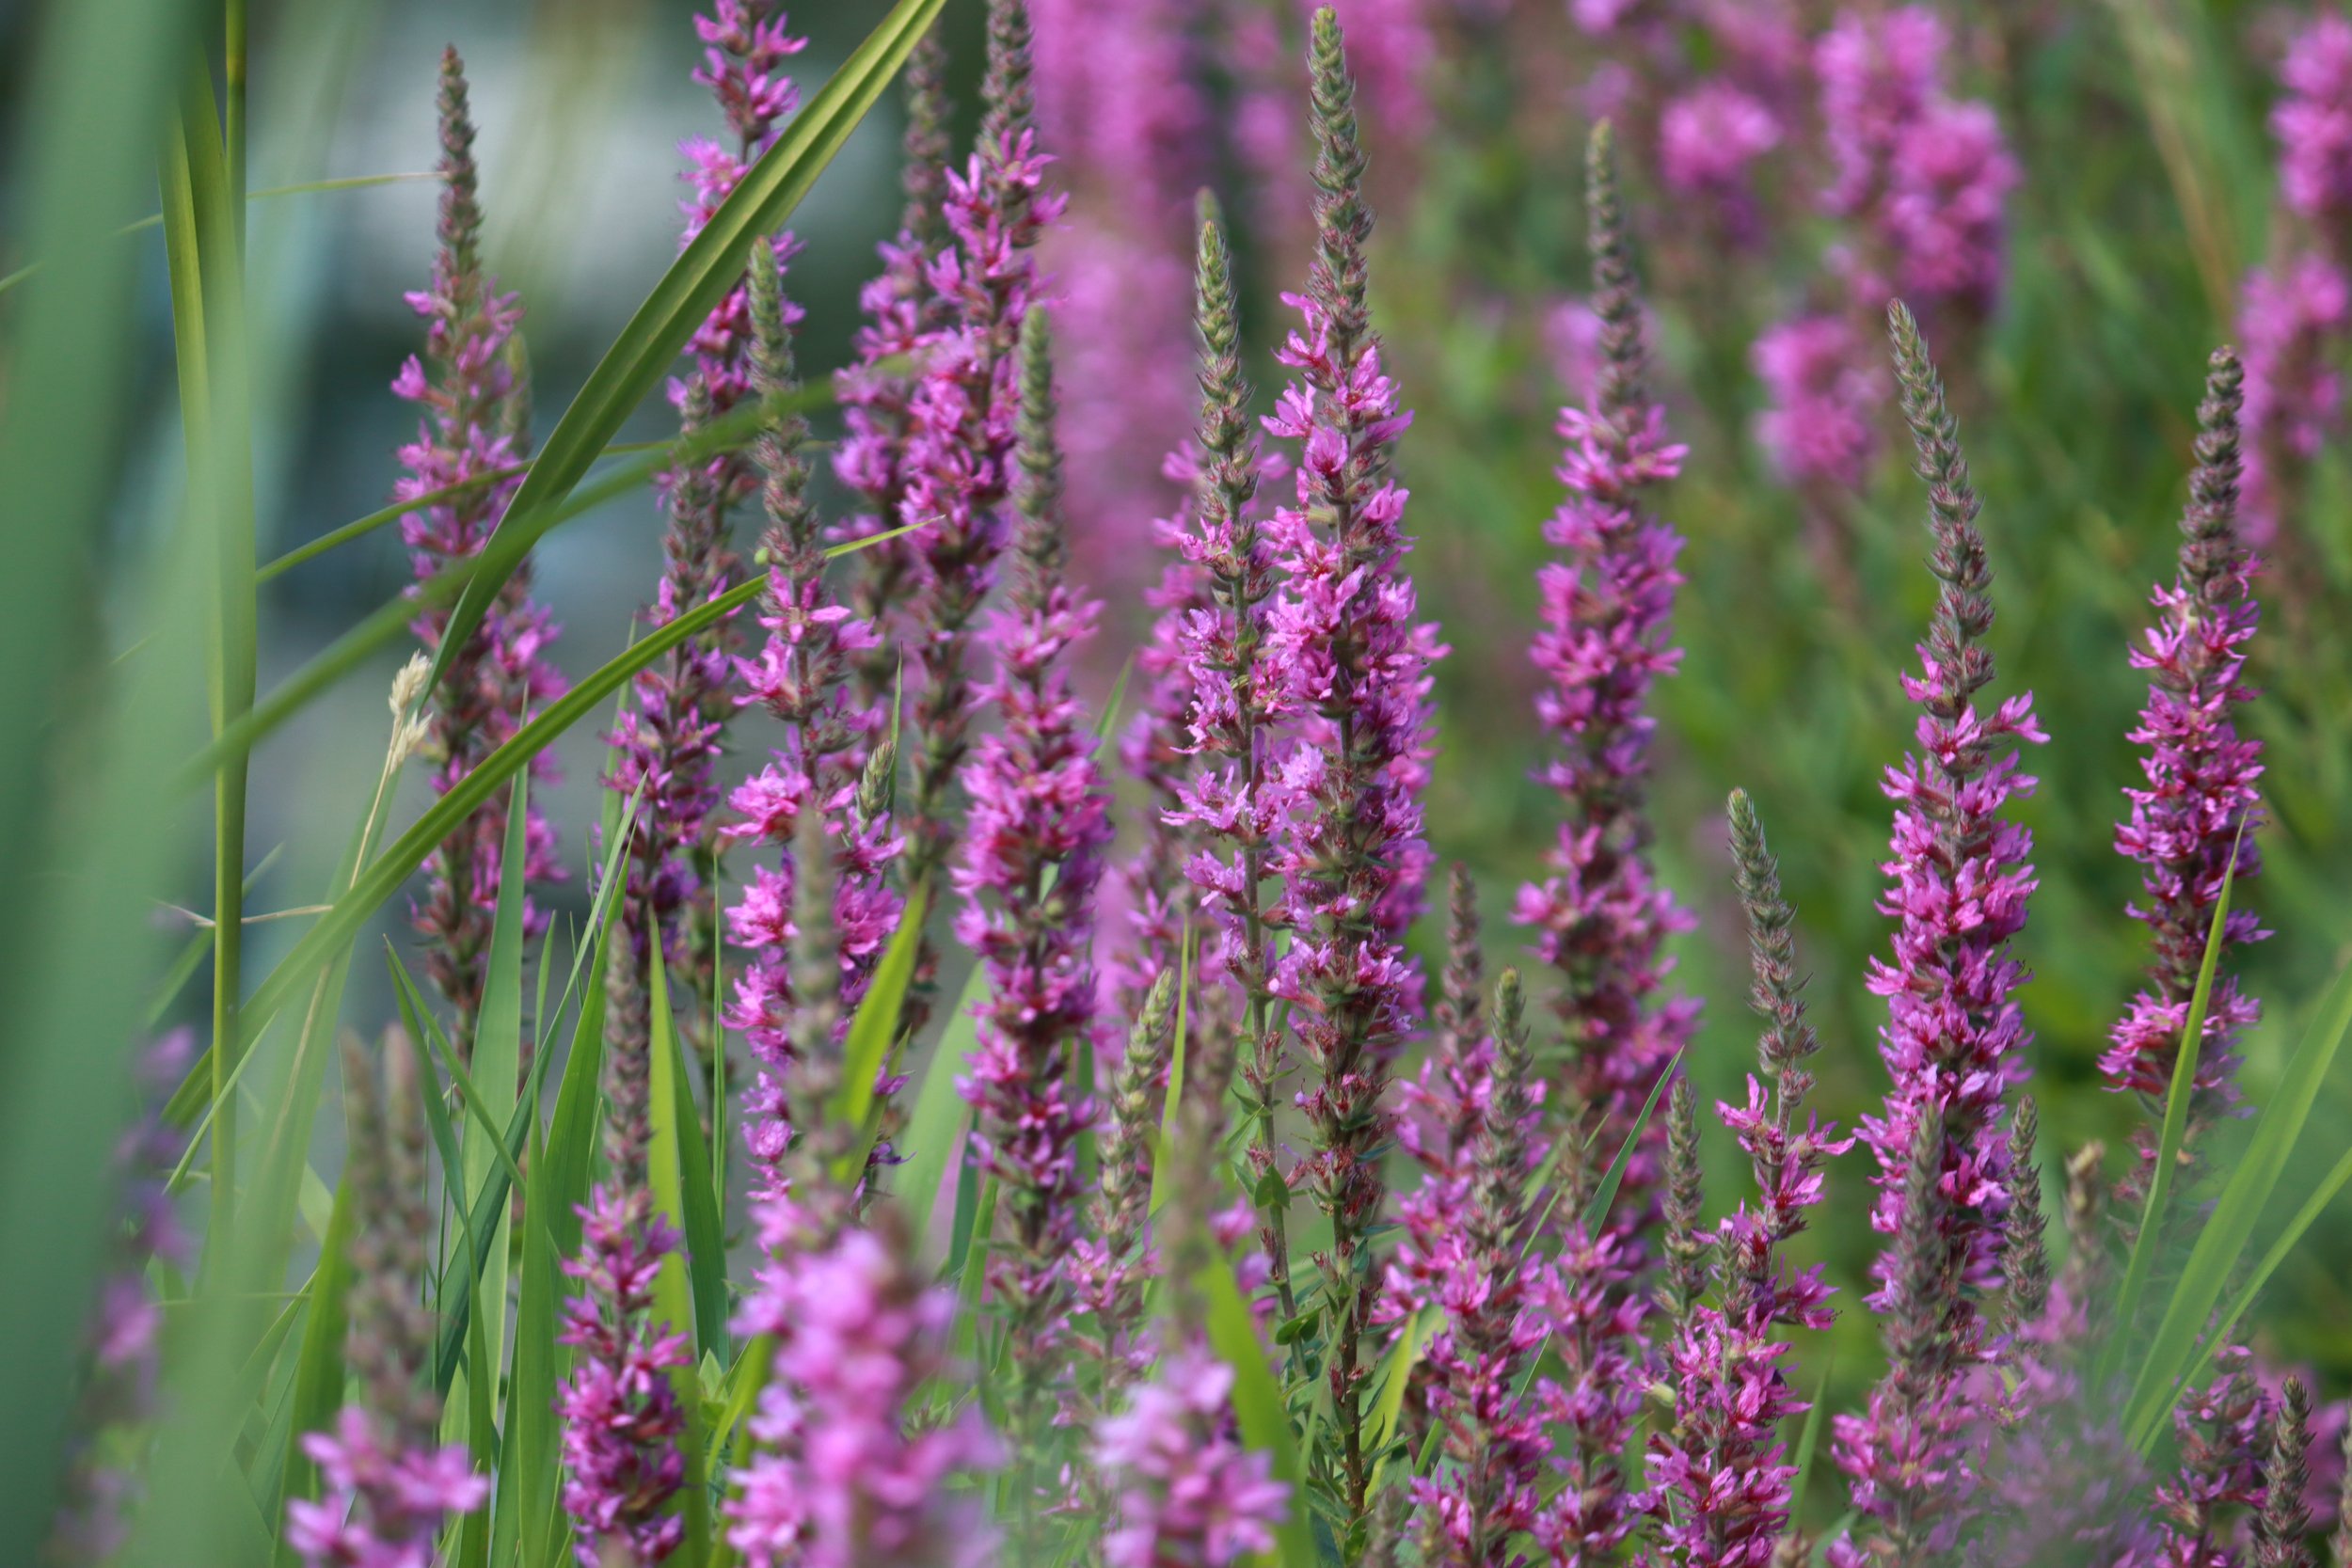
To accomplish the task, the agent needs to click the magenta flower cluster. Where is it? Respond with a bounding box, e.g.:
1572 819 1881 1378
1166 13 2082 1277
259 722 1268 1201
556 1191 690 1566
2103 350 2267 1141
725 1225 997 1568
396 49 565 1044
1831 305 2047 1563
1515 141 1694 1236
1093 1350 1290 1568
285 1408 492 1568
608 1 806 954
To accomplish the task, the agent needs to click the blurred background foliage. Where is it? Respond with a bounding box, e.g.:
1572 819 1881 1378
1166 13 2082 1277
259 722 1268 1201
6 0 2352 1510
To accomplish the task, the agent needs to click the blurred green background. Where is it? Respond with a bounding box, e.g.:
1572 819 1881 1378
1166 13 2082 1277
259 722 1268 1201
6 0 2352 1505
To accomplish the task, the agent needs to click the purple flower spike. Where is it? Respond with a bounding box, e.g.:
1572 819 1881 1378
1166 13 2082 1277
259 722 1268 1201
1816 7 2018 323
398 48 566 1059
725 1213 999 1568
1753 312 1883 490
723 239 905 1202
834 34 952 721
1375 969 1550 1568
557 1190 690 1567
287 1030 488 1568
2104 349 2266 1165
2237 252 2351 543
1258 8 1443 1524
952 310 1112 1521
898 0 1064 890
609 2 809 1027
2273 13 2352 243
1831 302 2045 1566
1639 792 1851 1566
1659 82 1781 244
1095 1349 1291 1568
1515 121 1694 1242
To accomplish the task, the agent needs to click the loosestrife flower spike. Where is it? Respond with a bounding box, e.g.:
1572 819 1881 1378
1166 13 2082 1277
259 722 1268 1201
1079 968 1181 1406
898 0 1063 918
1096 1348 1292 1568
1164 206 1294 1316
610 1 809 1037
286 1029 488 1568
1832 301 2047 1566
724 234 903 1206
398 46 565 1059
1640 789 1851 1566
1516 119 1696 1234
952 309 1111 1535
561 843 689 1563
1258 7 1443 1527
725 1210 1000 1568
1379 965 1551 1568
2103 347 2266 1168
836 30 952 720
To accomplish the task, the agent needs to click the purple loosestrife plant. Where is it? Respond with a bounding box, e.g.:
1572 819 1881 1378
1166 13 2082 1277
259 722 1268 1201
559 914 689 1563
1094 1348 1293 1568
898 0 1064 924
285 1029 488 1568
1516 120 1694 1239
1164 210 1295 1320
2237 253 2350 548
2153 1349 2276 1565
608 1 808 1039
724 1210 999 1568
836 32 952 717
952 310 1112 1528
723 238 905 1202
1638 791 1851 1566
1829 301 2046 1567
1259 8 1444 1525
397 48 565 1062
2103 348 2266 1165
1815 7 2017 325
1376 969 1551 1568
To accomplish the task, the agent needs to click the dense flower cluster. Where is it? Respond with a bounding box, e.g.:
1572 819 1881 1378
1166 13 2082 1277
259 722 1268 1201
556 1194 689 1566
1752 313 1882 490
1375 970 1549 1568
726 1218 998 1568
1640 792 1851 1565
1831 303 2046 1565
895 0 1066 915
1816 6 2017 320
724 240 904 1199
2103 349 2266 1148
1517 123 1694 1234
608 1 808 986
397 48 565 1054
1094 1351 1290 1568
1257 13 1443 1522
160 8 2352 1568
954 314 1113 1498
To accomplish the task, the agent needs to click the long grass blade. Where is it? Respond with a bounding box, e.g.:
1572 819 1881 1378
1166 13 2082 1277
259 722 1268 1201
2122 951 2352 1450
895 964 991 1265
